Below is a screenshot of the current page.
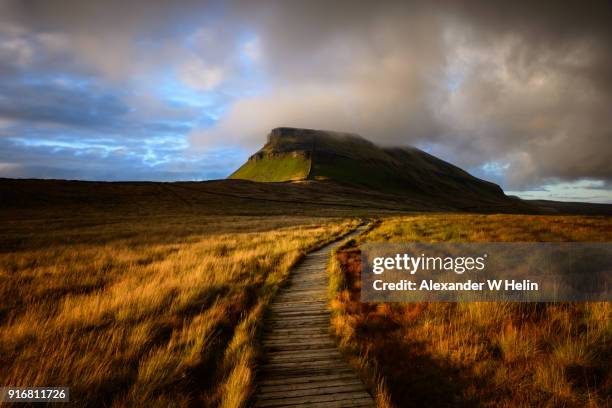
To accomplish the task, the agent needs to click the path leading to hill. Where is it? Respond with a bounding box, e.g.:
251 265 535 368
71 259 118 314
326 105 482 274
254 227 375 408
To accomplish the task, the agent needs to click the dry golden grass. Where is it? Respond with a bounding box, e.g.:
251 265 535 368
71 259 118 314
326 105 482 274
329 215 611 408
0 213 359 406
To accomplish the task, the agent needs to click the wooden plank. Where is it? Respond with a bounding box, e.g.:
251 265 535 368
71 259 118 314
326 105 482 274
259 378 364 393
254 392 374 407
264 342 337 350
260 368 357 378
270 301 327 307
263 333 333 340
265 350 343 364
260 362 351 371
263 332 331 339
267 300 327 307
257 384 368 399
278 290 327 302
258 372 359 386
282 287 328 293
263 334 332 341
265 348 339 357
275 291 326 297
274 399 373 408
266 343 338 350
265 347 340 356
268 315 328 320
268 318 329 325
264 332 331 337
267 318 329 325
263 325 328 332
273 297 327 302
270 309 330 319
266 353 342 364
268 309 327 315
265 345 337 353
268 321 329 328
268 313 329 320
263 329 330 334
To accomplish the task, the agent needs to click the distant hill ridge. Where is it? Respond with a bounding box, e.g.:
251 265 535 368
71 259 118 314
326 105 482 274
230 127 507 205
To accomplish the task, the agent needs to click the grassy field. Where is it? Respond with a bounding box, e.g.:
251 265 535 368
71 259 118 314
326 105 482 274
0 212 359 406
1 177 610 407
329 215 612 408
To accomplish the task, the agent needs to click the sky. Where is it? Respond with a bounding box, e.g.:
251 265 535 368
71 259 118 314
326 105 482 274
0 0 611 203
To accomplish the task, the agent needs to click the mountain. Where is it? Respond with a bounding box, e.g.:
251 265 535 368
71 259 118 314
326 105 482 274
229 127 518 210
3 129 606 216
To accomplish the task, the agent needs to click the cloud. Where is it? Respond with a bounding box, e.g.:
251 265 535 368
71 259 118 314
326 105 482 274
0 78 129 127
0 0 610 197
433 30 612 187
189 1 612 190
179 56 225 91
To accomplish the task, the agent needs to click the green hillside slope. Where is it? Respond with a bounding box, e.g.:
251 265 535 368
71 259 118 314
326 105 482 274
229 153 310 182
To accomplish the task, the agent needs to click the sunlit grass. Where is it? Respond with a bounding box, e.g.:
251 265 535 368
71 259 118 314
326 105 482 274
0 214 358 406
329 214 611 407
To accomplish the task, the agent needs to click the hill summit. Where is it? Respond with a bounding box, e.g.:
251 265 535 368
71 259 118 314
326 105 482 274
230 127 507 204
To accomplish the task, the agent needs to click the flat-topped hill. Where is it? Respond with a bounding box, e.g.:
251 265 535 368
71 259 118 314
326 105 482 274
229 127 508 206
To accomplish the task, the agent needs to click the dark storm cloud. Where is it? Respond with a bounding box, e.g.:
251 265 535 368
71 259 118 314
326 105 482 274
198 0 612 189
0 0 610 193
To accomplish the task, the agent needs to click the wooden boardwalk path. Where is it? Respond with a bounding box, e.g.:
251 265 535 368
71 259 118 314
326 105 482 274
254 228 375 408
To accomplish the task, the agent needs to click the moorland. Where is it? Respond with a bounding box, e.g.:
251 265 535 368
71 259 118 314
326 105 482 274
1 128 610 407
